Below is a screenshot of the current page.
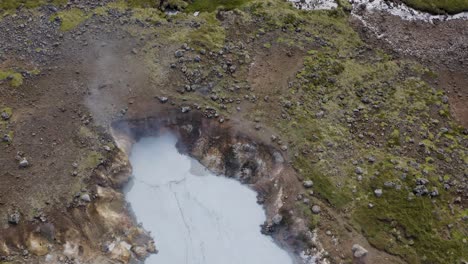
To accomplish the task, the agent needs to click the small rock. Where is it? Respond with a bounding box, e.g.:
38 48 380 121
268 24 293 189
2 134 11 143
1 111 11 120
174 50 185 58
303 180 314 188
8 211 20 224
158 96 168 103
416 178 429 185
311 205 321 214
103 146 111 152
315 111 324 118
352 244 368 258
383 181 395 188
374 189 383 197
181 106 190 113
441 95 449 104
272 214 283 225
229 65 237 73
19 158 29 168
355 167 364 175
80 193 91 202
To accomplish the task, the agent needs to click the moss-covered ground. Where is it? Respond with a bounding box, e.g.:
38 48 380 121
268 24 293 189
401 0 468 14
0 69 23 87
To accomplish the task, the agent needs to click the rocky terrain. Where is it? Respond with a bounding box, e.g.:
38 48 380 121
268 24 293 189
0 0 467 264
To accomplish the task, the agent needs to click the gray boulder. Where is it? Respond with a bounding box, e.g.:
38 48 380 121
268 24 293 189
311 205 321 214
374 189 383 197
19 158 29 168
8 211 20 225
303 180 314 188
352 244 368 259
174 50 185 58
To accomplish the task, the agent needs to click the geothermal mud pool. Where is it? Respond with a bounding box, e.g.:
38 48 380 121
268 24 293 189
125 133 293 264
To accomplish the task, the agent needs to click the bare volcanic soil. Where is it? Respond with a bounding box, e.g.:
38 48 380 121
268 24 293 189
0 1 467 264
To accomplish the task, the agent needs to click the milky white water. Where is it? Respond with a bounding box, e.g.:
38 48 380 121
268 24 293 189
125 134 293 264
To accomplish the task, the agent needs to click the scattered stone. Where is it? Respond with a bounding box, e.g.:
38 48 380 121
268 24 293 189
416 178 429 185
413 185 429 196
80 193 91 202
158 96 168 103
303 180 314 188
280 145 288 151
315 111 324 118
8 211 20 225
174 50 184 58
368 203 374 209
181 106 190 113
228 65 237 73
19 158 29 168
311 205 321 214
103 146 111 152
2 134 11 143
368 156 376 163
352 244 368 259
355 167 364 175
272 214 283 225
374 189 383 197
441 95 449 104
194 55 201 62
131 48 138 54
383 181 396 188
1 110 11 120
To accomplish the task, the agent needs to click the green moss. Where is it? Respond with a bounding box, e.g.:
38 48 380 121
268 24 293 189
170 12 225 50
294 157 351 208
107 0 129 12
186 0 249 12
0 69 23 87
354 189 467 263
401 0 468 14
132 7 164 23
51 8 90 31
0 0 66 10
80 151 103 171
388 128 401 146
127 0 158 8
